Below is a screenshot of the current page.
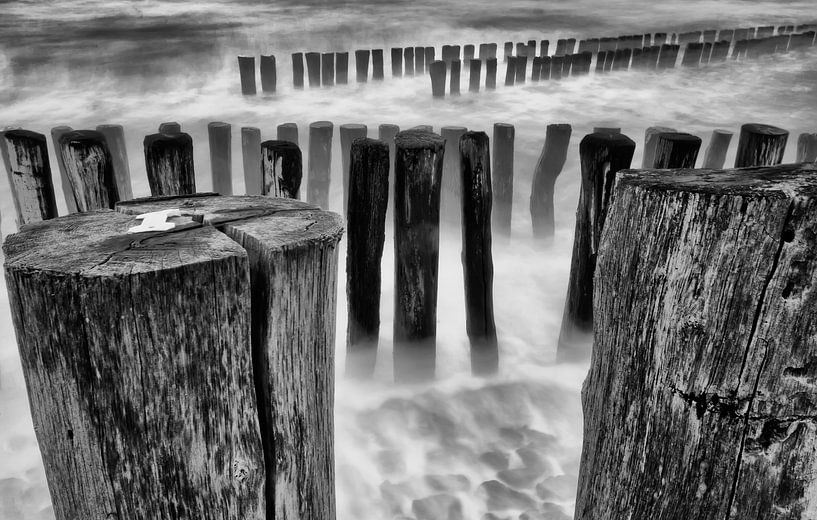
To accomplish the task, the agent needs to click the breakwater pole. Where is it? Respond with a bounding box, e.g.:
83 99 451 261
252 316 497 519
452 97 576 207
702 129 733 168
575 163 817 520
492 123 514 238
144 132 196 196
260 55 277 93
346 138 390 378
241 127 262 195
530 124 572 240
59 130 120 211
440 126 467 227
797 133 817 162
4 193 343 520
209 122 232 195
1 130 58 226
340 124 368 213
277 123 299 145
96 124 133 200
652 132 702 168
50 126 77 213
307 121 334 209
642 126 676 168
378 124 400 224
393 130 444 382
557 132 635 361
735 123 789 167
238 55 257 95
459 131 498 375
261 140 302 198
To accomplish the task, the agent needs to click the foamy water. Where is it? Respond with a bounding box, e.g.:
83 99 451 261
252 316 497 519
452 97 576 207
1 1 816 519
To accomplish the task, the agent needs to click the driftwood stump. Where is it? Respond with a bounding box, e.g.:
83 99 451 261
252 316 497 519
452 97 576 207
577 163 817 519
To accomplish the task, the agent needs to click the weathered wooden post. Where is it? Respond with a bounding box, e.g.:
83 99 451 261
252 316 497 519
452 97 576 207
1 130 58 226
391 48 403 77
404 47 415 76
652 132 702 168
277 122 299 145
464 44 475 61
261 140 302 198
642 126 677 168
340 124 368 213
531 57 542 81
335 52 349 84
50 125 77 213
158 122 181 134
557 132 635 360
530 123 572 240
241 127 262 195
551 56 563 79
681 42 703 66
307 121 334 208
504 41 513 61
238 55 257 95
504 57 515 86
208 122 232 195
96 124 133 201
797 132 817 162
413 46 424 73
478 43 489 61
321 52 335 87
430 60 447 97
576 163 817 520
144 132 196 196
492 123 514 238
541 56 552 79
702 129 733 168
514 55 527 83
346 138 390 378
260 54 277 93
459 131 498 375
595 52 607 73
424 47 435 68
371 49 384 80
735 123 789 167
393 130 444 382
306 52 321 87
450 59 462 94
292 52 305 88
378 124 400 224
485 58 497 89
468 59 481 92
441 126 467 227
59 130 119 211
540 39 550 56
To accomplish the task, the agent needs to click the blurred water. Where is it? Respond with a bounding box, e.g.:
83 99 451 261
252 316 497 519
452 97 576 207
1 1 816 519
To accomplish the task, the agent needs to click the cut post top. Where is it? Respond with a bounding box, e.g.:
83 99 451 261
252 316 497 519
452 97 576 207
583 131 634 147
395 129 444 150
310 121 334 130
741 122 788 136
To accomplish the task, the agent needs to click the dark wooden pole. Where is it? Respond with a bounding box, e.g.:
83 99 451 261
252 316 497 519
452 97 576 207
551 56 563 79
485 58 497 89
681 42 703 66
260 54 277 93
393 130 444 382
307 121 334 208
504 56 515 86
702 129 733 168
50 125 77 213
557 132 635 361
277 122 299 145
261 140 302 198
158 122 181 134
372 49 384 80
58 130 119 211
464 44 475 61
292 52 305 88
241 126 262 195
355 50 369 82
514 55 527 83
96 124 133 201
321 52 335 87
459 131 498 375
391 48 402 77
340 124 368 213
530 123 572 240
424 47 435 68
576 163 817 520
441 126 467 227
504 41 513 61
430 60 447 97
238 55 257 95
208 121 232 195
735 123 789 167
491 123 514 238
414 46 425 73
450 59 462 94
346 138 390 378
378 124 400 224
404 47 415 76
143 133 196 196
652 132 702 168
797 132 817 162
336 51 349 84
642 125 677 168
468 59 481 92
305 52 321 87
1 129 58 225
541 56 552 79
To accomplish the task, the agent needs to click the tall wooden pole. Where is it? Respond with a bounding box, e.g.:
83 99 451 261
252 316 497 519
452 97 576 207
238 55 257 95
336 52 349 84
208 122 232 195
241 126 262 195
307 121 334 209
530 124 572 240
378 124 399 225
491 123 514 238
50 125 78 213
702 129 733 168
340 124 368 214
292 52 305 88
260 54 277 93
440 126 467 227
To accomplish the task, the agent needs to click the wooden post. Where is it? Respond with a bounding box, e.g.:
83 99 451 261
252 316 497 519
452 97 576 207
51 126 78 213
540 39 550 56
391 48 402 77
307 121 334 208
504 41 513 61
555 39 566 55
261 140 302 198
321 52 335 87
701 42 712 63
340 124 368 213
735 123 789 167
410 46 422 73
488 43 497 59
238 55 257 95
404 47 415 76
531 56 542 81
459 131 498 375
557 132 635 361
504 57 515 86
652 132 702 168
144 132 196 196
241 127 262 195
292 52 305 88
797 133 817 162
485 58 497 89
468 59 481 92
260 55 277 93
430 60 447 97
393 130 444 382
1 129 58 225
491 123 514 238
702 129 733 168
464 44 475 61
642 125 677 168
657 44 678 68
378 124 399 224
372 49 384 80
478 43 488 60
576 163 817 520
441 126 467 227
356 50 370 82
305 52 321 87
681 42 703 66
96 124 133 200
530 123 572 240
595 52 606 73
514 55 527 83
451 45 461 62
59 130 119 211
158 122 181 134
208 122 232 195
277 123 299 145
442 45 453 63
346 138 390 378
424 47 435 68
541 56 552 79
551 56 563 79
450 59 462 94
